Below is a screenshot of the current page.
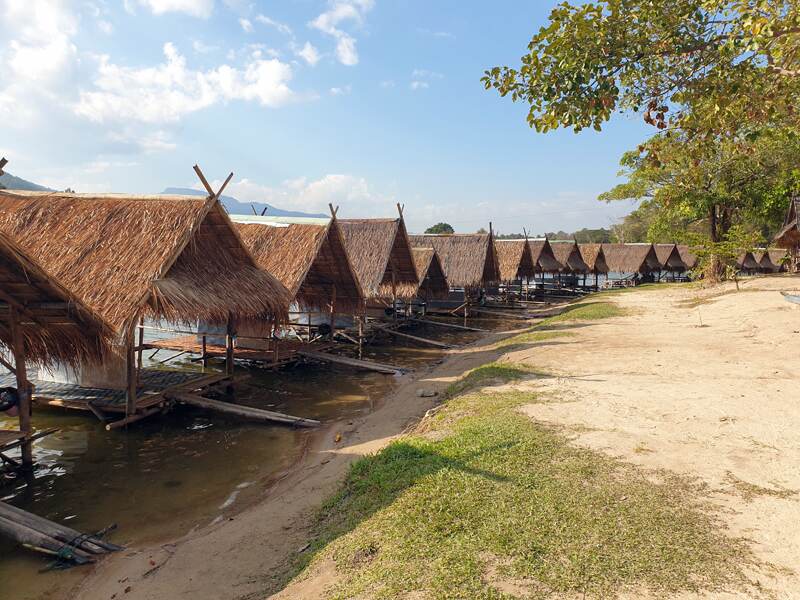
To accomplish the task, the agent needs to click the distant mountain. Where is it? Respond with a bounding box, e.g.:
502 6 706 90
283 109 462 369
162 187 327 218
0 172 53 192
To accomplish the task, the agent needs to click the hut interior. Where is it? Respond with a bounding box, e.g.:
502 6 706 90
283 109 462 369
0 230 113 466
737 251 762 274
233 214 363 344
774 196 800 272
601 243 661 284
411 247 449 307
676 244 699 272
578 243 609 288
409 232 500 316
0 187 290 425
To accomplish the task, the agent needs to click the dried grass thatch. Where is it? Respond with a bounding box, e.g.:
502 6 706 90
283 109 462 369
601 243 661 274
653 243 687 271
338 218 418 300
752 250 777 273
768 248 788 271
409 233 500 289
550 240 589 273
578 243 609 274
495 239 536 281
676 244 698 270
412 248 449 300
0 230 115 366
234 217 363 314
528 239 561 273
774 197 800 248
0 191 291 342
737 251 761 272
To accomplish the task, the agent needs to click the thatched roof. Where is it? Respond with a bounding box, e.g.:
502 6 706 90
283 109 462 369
412 248 449 300
0 230 114 366
409 233 500 288
774 197 800 248
578 243 609 273
0 190 291 342
495 239 536 281
528 239 561 272
550 241 589 273
753 250 777 273
653 244 686 271
676 244 698 270
234 216 363 314
737 251 761 271
601 243 661 274
768 249 788 271
338 218 418 300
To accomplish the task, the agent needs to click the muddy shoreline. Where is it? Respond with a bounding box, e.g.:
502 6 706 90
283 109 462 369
65 323 520 600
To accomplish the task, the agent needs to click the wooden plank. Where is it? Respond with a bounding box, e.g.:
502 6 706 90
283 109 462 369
171 393 320 427
373 325 452 348
296 349 403 374
409 318 486 332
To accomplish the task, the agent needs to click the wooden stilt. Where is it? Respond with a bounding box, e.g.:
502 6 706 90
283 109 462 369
125 332 136 418
201 335 208 369
225 316 235 376
9 307 32 469
357 314 364 359
330 284 337 339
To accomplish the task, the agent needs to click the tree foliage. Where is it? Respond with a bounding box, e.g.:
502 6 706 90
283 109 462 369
424 222 455 234
483 0 800 136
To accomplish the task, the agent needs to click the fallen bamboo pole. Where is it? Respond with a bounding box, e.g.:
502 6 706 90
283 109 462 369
105 405 164 431
296 349 403 374
373 325 452 349
0 515 94 564
171 393 320 427
409 318 486 332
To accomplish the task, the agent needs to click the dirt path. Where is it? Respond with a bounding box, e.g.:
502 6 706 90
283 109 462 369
70 327 517 600
512 277 800 597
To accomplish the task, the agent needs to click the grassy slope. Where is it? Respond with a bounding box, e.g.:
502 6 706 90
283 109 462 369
280 298 750 599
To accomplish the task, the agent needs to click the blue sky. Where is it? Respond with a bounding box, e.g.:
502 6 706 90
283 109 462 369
1 0 648 234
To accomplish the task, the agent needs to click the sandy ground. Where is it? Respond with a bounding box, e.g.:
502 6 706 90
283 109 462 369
513 277 800 598
69 325 519 600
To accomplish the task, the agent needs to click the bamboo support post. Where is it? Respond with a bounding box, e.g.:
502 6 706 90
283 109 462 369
125 331 137 418
201 335 208 369
225 316 235 376
9 307 32 469
136 318 144 384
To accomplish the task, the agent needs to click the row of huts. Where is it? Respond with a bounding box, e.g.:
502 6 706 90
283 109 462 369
0 173 793 466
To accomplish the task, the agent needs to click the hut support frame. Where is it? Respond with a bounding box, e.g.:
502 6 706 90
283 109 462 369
8 307 33 469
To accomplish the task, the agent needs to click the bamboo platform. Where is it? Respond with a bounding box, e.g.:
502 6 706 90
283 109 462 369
0 369 223 414
143 335 335 367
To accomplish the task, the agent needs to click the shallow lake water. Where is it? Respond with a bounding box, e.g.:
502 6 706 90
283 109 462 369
0 317 514 599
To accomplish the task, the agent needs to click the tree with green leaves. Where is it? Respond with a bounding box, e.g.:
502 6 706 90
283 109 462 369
483 0 800 137
424 222 455 234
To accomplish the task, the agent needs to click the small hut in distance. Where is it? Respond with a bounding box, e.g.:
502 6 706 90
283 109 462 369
495 239 536 283
411 248 449 304
528 238 562 276
409 231 500 291
550 240 589 275
601 243 661 281
578 243 609 288
653 244 687 279
234 212 363 339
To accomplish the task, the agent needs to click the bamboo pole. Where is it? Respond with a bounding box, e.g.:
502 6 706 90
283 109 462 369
9 307 32 469
225 315 235 376
330 284 337 339
201 334 208 369
136 318 144 385
125 331 136 418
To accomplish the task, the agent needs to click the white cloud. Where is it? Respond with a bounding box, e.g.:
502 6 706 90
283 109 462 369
379 80 395 88
74 42 295 123
239 17 253 33
296 42 320 66
329 85 351 96
136 0 214 18
309 0 374 66
192 40 218 54
255 14 292 35
209 173 393 216
411 69 443 80
97 20 114 34
417 28 455 40
84 159 139 174
410 81 429 91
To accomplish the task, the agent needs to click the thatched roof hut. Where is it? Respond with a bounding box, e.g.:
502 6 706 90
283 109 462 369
737 251 761 272
578 243 609 274
409 233 500 289
601 243 661 274
0 190 291 342
753 250 778 273
654 244 686 271
233 215 363 313
528 239 561 273
774 197 800 249
550 240 589 273
411 248 449 300
676 245 698 270
768 249 788 272
495 239 536 282
338 218 418 300
0 230 114 366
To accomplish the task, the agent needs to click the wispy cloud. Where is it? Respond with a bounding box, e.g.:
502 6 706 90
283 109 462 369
329 85 352 96
309 0 374 66
296 42 320 66
136 0 214 18
239 17 253 33
256 14 293 35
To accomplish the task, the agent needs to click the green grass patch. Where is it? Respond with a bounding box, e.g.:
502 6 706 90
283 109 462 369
443 361 532 398
282 370 751 599
496 329 573 349
536 301 626 329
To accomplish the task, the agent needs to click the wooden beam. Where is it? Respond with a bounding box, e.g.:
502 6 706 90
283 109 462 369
172 393 321 427
8 307 32 469
193 164 215 196
0 354 15 374
125 334 136 417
